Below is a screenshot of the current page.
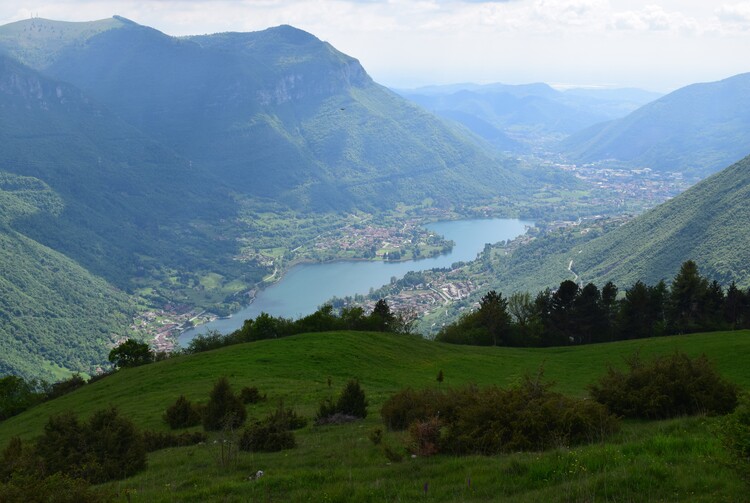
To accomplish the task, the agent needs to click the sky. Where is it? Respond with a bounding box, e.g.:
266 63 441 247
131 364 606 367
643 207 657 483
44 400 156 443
2 1 750 92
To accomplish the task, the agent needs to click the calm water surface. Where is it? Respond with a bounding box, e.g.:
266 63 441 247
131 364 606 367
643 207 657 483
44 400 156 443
178 218 531 345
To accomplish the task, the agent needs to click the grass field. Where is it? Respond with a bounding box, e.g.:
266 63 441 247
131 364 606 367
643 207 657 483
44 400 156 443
1 330 748 501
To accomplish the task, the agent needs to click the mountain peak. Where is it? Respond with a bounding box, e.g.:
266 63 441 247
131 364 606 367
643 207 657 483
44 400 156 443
0 16 127 69
264 24 320 44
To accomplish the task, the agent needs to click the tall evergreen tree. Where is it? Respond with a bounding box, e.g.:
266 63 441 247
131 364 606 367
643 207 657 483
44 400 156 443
724 282 746 329
573 283 607 343
620 281 653 339
668 261 709 334
478 290 511 346
548 280 579 345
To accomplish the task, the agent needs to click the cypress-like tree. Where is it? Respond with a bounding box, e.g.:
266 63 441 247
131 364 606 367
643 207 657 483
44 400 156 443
203 377 246 431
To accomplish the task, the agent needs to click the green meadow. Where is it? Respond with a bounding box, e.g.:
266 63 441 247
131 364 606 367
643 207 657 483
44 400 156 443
1 330 748 501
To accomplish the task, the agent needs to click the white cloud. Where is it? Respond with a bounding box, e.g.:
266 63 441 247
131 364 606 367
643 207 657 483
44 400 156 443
1 1 749 91
716 2 750 31
609 4 699 32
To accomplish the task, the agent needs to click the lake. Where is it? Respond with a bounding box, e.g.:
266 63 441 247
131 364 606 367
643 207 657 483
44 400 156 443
178 218 531 345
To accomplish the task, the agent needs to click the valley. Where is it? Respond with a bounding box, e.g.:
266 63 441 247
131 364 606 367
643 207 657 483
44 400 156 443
0 7 749 501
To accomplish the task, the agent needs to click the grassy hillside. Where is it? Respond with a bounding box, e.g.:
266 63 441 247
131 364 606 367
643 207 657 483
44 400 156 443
561 73 750 179
1 330 748 500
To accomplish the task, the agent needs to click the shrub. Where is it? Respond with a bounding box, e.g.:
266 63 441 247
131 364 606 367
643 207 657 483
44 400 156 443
239 403 298 453
163 395 202 429
46 374 86 400
239 421 296 452
33 411 87 479
336 379 368 418
83 408 147 483
317 379 368 424
589 351 739 419
239 386 267 404
185 330 233 354
380 387 446 431
439 378 618 454
315 398 338 422
0 437 26 483
34 408 146 484
409 417 442 456
203 377 247 431
0 376 44 421
142 430 207 452
0 472 108 503
382 375 618 456
282 407 308 430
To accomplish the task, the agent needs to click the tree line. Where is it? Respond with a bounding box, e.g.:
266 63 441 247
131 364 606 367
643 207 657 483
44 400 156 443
437 261 750 347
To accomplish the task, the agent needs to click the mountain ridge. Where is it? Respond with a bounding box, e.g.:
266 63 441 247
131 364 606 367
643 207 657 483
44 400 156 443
560 72 750 178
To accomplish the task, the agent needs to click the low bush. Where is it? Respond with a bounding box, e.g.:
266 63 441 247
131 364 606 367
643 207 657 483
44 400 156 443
239 386 267 404
46 374 86 400
385 374 618 456
0 472 109 503
0 376 45 421
142 431 207 452
239 403 298 452
380 387 449 431
0 437 26 483
163 395 202 429
589 351 739 419
316 379 368 424
34 407 146 484
315 398 337 422
409 417 442 456
281 408 308 430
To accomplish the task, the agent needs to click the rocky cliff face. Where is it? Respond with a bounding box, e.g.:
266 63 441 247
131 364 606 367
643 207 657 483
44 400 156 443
258 59 370 106
0 55 96 116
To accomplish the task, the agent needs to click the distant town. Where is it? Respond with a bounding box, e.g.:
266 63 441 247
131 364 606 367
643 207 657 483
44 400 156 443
131 161 691 349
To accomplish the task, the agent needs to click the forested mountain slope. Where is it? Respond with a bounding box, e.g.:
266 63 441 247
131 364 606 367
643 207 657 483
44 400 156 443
476 154 750 301
0 54 240 288
0 17 528 211
561 73 750 179
573 154 750 287
0 53 250 378
0 173 134 381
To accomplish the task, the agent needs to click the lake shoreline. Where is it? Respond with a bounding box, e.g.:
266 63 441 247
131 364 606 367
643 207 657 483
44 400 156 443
177 218 532 346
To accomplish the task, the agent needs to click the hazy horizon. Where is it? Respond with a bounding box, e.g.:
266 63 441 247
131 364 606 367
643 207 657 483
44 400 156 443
3 1 749 95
